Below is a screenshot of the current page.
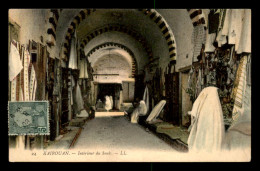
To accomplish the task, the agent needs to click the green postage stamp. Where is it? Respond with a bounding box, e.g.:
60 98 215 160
8 101 49 135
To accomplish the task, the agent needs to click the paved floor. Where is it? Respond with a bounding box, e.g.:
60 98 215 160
72 116 187 161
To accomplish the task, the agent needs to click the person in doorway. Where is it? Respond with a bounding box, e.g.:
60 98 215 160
104 95 112 112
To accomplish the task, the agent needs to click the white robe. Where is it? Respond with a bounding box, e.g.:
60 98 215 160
187 87 225 153
131 100 147 123
146 100 166 123
104 96 112 111
68 32 78 69
9 41 23 81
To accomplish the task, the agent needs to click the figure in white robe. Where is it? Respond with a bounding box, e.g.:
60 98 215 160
109 96 113 110
104 95 112 112
187 86 225 153
146 100 166 123
131 100 147 123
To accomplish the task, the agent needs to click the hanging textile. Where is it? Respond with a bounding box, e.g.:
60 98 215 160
192 25 206 62
131 100 148 123
237 9 251 54
204 33 216 52
74 82 85 113
29 64 37 101
68 31 78 69
23 49 30 101
142 85 149 115
79 59 89 79
246 55 251 86
231 55 248 125
196 69 203 97
146 100 166 123
9 40 23 81
187 86 225 152
208 9 220 34
228 10 243 50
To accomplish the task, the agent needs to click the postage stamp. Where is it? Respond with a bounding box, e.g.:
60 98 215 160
8 101 49 135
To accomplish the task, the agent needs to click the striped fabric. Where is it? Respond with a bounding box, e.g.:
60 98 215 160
9 45 38 102
232 55 248 122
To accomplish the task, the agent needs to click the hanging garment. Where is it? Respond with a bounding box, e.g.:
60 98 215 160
192 25 206 62
104 95 112 111
216 29 227 47
231 55 248 125
187 86 225 153
75 82 85 114
208 10 220 34
142 86 149 115
23 49 30 101
228 9 243 50
246 55 251 86
29 64 37 101
68 32 78 69
146 100 166 123
237 9 251 54
79 59 89 78
204 33 216 52
9 41 23 81
131 100 148 123
196 69 202 97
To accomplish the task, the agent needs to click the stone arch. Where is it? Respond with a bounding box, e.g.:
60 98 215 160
58 9 178 65
80 24 152 62
86 42 138 77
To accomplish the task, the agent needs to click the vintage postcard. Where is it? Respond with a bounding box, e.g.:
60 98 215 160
8 9 251 162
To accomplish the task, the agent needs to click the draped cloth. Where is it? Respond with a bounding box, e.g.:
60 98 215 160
131 100 147 123
68 31 78 69
142 86 149 115
187 87 225 153
9 41 23 81
79 59 89 78
220 9 251 53
75 82 84 113
146 100 166 123
104 95 112 111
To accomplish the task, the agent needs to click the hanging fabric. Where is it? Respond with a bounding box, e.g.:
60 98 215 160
192 25 206 62
29 64 37 100
9 40 23 81
208 9 220 34
23 49 30 101
142 85 149 115
75 82 85 113
228 9 243 50
237 9 251 54
79 59 85 78
187 86 225 152
204 33 216 52
146 100 166 123
68 31 78 69
231 55 248 125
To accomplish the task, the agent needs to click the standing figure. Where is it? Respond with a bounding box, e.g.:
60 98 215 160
104 95 112 112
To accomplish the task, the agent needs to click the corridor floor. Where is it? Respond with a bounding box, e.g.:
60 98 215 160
72 116 187 162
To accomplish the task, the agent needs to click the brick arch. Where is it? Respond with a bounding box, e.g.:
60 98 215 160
187 9 207 29
139 9 177 63
80 24 153 62
46 9 62 47
59 9 178 64
86 42 138 77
